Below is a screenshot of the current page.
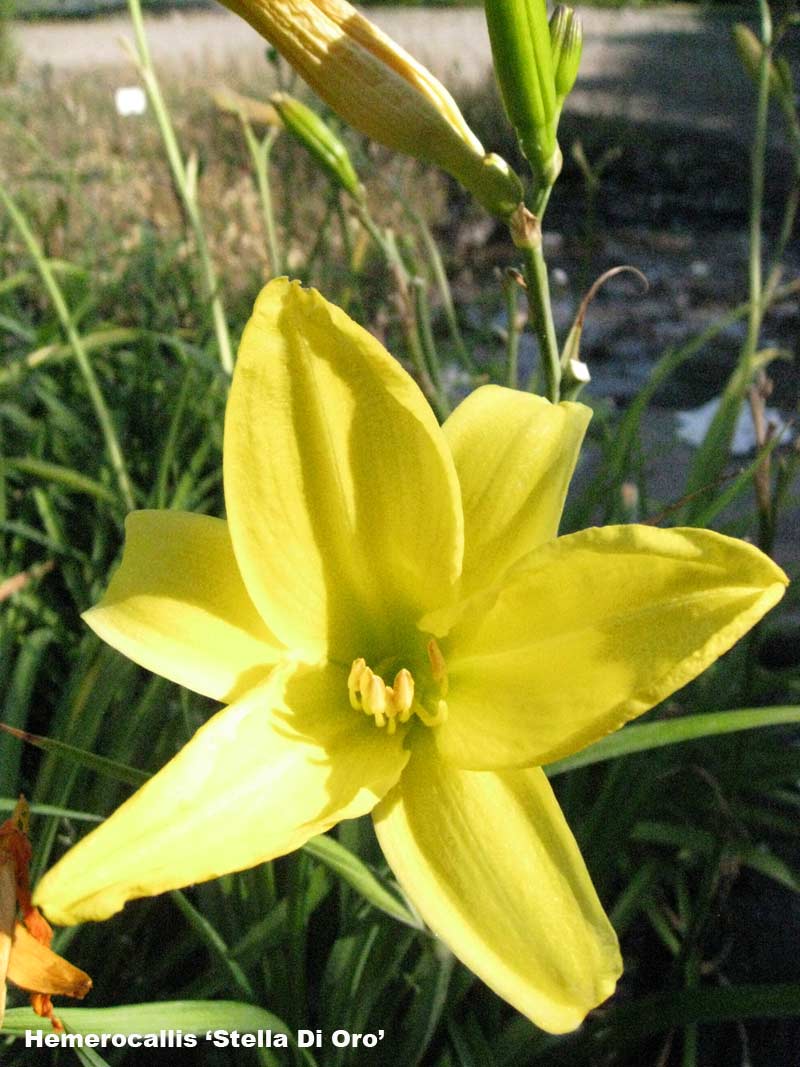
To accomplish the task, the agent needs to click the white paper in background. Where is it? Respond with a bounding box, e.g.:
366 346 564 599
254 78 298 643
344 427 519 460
115 87 147 117
675 396 792 455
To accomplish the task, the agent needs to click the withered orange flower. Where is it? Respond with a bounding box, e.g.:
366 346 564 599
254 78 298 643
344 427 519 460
0 798 91 1032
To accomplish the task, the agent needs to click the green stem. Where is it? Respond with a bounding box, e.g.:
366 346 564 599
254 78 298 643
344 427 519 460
766 96 800 295
0 184 136 511
398 199 475 372
335 196 364 316
126 0 233 374
241 118 282 277
519 240 561 402
413 279 450 417
354 203 447 419
744 0 773 376
503 272 523 389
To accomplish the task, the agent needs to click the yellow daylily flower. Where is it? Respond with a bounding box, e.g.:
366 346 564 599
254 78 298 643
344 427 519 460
219 0 523 217
35 279 787 1034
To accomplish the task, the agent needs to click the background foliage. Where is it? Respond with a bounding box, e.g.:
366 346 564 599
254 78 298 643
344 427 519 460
2 3 800 1064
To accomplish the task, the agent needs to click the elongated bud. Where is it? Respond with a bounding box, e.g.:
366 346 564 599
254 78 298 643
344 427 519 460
220 0 523 217
271 92 363 199
213 86 282 127
484 0 560 186
733 24 790 101
549 6 583 106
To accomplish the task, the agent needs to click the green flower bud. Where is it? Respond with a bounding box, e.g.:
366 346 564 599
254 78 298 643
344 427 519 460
271 92 363 199
732 24 788 101
484 0 559 186
549 5 583 105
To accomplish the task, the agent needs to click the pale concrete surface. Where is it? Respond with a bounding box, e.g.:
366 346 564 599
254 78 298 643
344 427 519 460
14 6 768 140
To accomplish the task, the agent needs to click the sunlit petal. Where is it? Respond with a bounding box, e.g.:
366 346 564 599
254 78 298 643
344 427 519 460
374 735 621 1033
83 511 283 703
443 386 590 594
224 279 463 662
439 525 788 769
6 925 91 999
35 664 409 926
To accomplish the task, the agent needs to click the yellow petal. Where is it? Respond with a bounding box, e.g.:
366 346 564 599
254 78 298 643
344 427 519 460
6 924 92 999
443 386 590 595
35 664 409 925
83 511 282 703
440 525 788 770
373 735 621 1033
224 279 463 663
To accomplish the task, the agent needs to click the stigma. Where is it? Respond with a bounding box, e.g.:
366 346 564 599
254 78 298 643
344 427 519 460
348 640 449 734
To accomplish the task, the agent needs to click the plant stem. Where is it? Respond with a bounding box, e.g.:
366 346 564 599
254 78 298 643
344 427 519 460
125 0 233 374
744 0 773 378
0 184 136 512
503 271 523 389
240 118 282 277
354 203 448 419
519 239 561 402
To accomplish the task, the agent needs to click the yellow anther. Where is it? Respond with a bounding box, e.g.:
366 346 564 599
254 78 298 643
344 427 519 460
348 657 366 709
391 668 415 717
427 638 449 697
361 670 388 727
348 657 444 732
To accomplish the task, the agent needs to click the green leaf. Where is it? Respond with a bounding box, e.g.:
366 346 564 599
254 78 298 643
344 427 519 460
546 706 800 776
740 845 800 893
0 723 149 788
534 983 800 1063
1 1000 292 1038
74 1046 112 1067
0 797 102 823
2 456 120 506
303 833 421 929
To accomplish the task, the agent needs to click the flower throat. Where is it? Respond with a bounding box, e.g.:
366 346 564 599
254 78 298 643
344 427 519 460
347 639 449 734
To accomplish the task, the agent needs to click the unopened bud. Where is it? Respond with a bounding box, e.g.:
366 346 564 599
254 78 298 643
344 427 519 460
271 93 363 199
220 0 522 217
549 6 583 105
213 86 282 127
484 0 560 187
733 25 790 101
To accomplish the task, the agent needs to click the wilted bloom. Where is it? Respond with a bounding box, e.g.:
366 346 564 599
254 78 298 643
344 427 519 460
1 799 91 1032
218 0 523 216
36 280 786 1032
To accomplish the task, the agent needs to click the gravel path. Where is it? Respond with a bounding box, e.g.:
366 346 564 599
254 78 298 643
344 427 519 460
16 6 760 140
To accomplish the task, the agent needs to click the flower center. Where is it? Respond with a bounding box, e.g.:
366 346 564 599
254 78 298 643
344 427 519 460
347 639 449 734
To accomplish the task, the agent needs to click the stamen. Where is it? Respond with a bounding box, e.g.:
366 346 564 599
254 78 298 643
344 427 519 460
348 657 366 709
391 669 415 717
347 653 448 732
